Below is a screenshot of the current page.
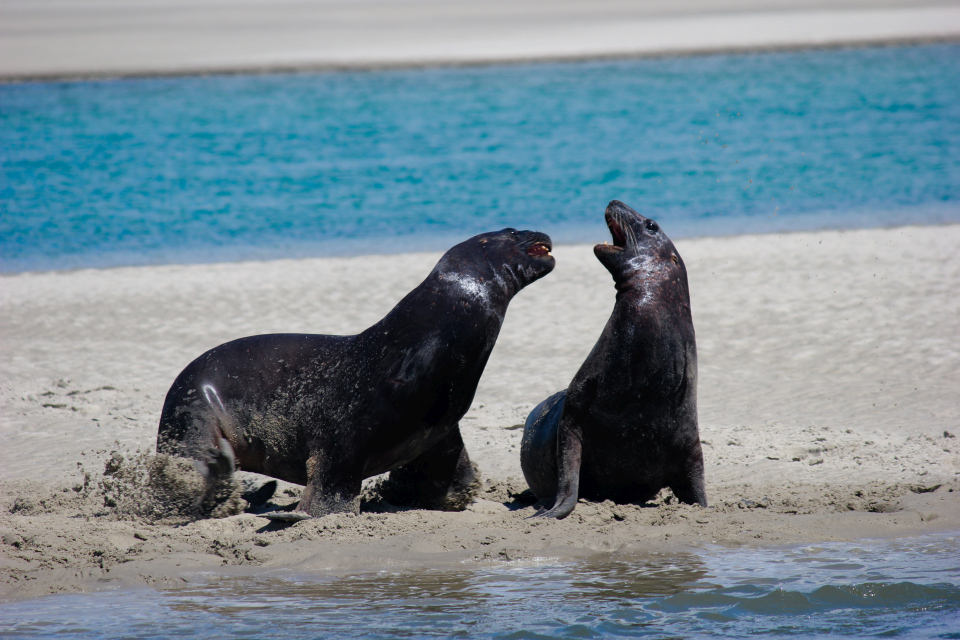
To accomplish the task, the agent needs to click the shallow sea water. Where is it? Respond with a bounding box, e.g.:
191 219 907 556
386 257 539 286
3 534 959 638
2 44 959 271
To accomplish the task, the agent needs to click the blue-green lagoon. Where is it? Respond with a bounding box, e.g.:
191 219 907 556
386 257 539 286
2 43 959 272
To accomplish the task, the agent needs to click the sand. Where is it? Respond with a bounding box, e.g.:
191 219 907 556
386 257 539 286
3 0 960 80
2 224 958 600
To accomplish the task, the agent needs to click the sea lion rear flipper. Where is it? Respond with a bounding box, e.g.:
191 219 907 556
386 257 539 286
520 390 566 506
532 416 582 519
213 437 236 475
193 438 240 514
258 510 313 522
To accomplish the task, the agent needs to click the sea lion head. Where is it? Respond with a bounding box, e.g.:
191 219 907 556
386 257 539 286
442 228 555 296
593 200 686 291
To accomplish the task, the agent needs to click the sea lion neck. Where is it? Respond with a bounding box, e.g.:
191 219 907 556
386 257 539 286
445 252 516 302
608 254 673 299
613 267 691 316
361 228 554 349
360 262 509 351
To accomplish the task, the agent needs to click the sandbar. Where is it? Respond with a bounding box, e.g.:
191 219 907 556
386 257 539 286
2 0 960 80
1 224 958 599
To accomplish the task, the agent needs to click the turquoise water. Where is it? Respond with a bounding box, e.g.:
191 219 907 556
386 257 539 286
2 43 959 272
2 535 959 638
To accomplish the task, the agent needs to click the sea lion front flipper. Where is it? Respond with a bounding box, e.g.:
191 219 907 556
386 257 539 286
669 439 708 507
258 510 313 522
296 451 362 517
242 479 278 511
377 426 480 511
533 417 582 519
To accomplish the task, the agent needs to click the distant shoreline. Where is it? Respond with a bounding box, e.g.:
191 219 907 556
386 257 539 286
4 39 958 276
4 215 960 277
3 36 959 85
3 1 960 82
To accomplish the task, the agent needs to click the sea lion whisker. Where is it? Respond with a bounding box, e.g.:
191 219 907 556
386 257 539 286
623 214 639 249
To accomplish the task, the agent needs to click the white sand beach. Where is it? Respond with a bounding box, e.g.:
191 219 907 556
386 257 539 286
2 0 960 79
2 224 958 599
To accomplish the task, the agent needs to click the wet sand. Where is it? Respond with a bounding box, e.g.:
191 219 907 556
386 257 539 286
2 224 958 599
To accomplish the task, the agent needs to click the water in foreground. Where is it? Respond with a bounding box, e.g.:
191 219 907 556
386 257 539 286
2 534 958 638
2 44 959 272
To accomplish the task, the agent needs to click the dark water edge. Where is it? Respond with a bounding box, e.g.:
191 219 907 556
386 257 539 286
2 43 959 273
3 202 959 277
2 534 959 638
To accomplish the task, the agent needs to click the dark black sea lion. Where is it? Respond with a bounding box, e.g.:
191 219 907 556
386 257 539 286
157 228 555 518
520 201 706 519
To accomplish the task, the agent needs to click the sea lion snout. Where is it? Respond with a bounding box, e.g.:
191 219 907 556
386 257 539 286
480 228 556 283
517 230 556 279
595 200 678 283
518 230 554 261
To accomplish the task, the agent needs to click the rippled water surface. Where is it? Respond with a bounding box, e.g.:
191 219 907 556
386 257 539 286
2 44 959 272
3 535 959 638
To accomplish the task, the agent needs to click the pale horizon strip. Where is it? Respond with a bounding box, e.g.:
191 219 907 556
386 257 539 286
2 0 960 81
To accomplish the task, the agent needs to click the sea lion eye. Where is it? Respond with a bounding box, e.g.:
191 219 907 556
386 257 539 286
671 254 679 264
645 220 659 233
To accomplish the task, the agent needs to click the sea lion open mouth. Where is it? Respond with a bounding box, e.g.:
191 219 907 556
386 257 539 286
526 241 553 257
599 212 627 251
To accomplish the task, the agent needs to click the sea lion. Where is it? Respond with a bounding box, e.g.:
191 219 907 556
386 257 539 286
520 200 706 519
157 228 555 518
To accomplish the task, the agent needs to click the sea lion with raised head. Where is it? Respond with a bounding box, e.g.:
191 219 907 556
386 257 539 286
520 201 706 519
158 228 555 519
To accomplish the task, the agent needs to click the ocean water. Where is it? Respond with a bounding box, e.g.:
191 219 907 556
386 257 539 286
2 43 960 272
2 534 959 638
